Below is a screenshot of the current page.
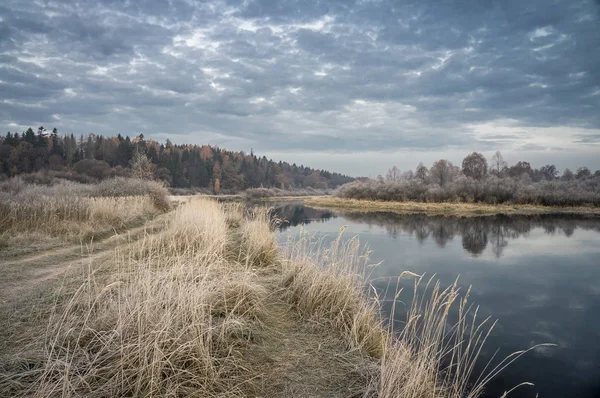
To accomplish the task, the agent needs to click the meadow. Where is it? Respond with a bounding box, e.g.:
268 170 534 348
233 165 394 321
0 177 531 397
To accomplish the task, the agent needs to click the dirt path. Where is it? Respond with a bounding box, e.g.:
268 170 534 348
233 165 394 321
0 215 169 363
239 273 375 398
0 216 168 300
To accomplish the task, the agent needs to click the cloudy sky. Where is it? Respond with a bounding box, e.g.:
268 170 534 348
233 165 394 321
1 0 599 176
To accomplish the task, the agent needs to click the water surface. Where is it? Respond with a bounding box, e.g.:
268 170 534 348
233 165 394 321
273 202 600 398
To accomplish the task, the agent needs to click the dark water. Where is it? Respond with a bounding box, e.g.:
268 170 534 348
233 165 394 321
273 202 600 398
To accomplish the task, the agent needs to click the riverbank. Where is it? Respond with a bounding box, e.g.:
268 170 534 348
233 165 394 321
1 193 515 397
304 197 600 217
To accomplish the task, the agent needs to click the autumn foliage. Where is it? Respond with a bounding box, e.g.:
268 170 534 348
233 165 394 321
0 128 353 192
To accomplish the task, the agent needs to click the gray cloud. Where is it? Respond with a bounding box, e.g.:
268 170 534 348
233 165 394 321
1 0 599 174
574 133 600 143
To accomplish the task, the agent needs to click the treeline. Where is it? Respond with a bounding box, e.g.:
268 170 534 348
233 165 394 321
339 151 600 206
0 127 353 192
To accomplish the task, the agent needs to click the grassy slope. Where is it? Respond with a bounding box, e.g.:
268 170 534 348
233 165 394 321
305 196 600 216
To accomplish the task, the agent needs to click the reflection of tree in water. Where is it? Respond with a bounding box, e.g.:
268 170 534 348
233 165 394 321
461 218 488 256
563 225 575 237
489 223 508 258
271 203 336 231
339 211 600 258
414 224 430 245
431 224 455 248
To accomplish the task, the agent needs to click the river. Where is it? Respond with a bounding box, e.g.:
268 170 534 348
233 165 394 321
273 202 600 398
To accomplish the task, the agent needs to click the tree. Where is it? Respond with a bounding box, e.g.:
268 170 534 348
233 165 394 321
34 126 47 148
86 134 96 159
461 152 488 180
131 150 156 180
402 169 414 180
221 161 244 190
539 164 558 180
50 128 62 157
65 134 77 166
386 165 401 182
576 167 591 179
430 159 455 187
8 141 34 173
490 151 507 177
23 128 36 145
561 168 575 181
304 170 327 189
415 162 428 183
508 161 533 178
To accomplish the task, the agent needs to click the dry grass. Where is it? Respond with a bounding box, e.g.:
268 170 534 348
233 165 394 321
0 195 534 397
0 178 170 241
305 196 600 216
379 277 488 398
2 198 269 397
281 229 386 358
238 207 280 268
136 199 229 260
281 227 543 397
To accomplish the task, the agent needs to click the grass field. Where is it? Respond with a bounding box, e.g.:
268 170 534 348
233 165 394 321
0 181 533 397
304 197 600 217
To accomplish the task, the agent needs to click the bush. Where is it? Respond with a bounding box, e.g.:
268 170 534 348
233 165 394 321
73 159 114 179
336 175 600 207
244 187 329 200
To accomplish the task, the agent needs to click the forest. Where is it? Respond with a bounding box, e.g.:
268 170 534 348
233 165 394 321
339 151 600 207
0 127 353 192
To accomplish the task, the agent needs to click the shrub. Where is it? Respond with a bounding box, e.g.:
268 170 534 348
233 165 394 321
244 187 329 199
336 175 600 207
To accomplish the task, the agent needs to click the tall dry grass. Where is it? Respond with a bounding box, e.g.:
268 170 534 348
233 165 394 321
136 199 229 260
238 206 280 268
281 228 385 358
0 177 170 237
7 198 270 397
281 228 542 397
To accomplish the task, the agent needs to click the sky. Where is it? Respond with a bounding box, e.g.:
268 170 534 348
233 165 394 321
1 0 599 177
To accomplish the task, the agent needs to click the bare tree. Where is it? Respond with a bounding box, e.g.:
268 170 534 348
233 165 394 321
490 151 507 177
415 162 428 183
430 159 455 187
386 165 401 182
403 169 414 180
462 152 488 180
